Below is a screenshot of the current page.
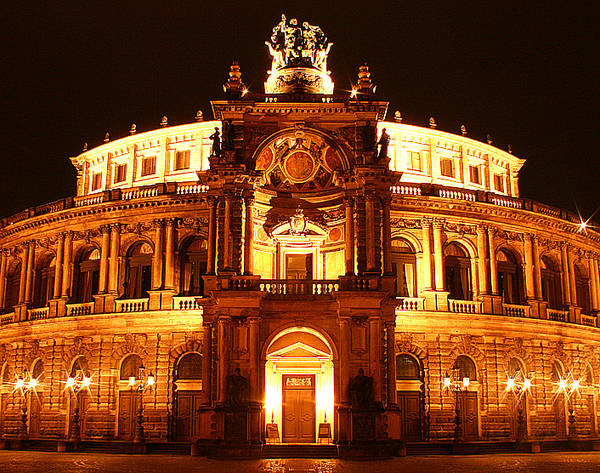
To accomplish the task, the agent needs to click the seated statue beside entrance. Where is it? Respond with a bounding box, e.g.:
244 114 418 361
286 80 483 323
226 368 249 408
349 368 374 408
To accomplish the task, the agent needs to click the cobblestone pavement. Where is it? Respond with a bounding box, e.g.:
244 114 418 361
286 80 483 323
1 451 600 473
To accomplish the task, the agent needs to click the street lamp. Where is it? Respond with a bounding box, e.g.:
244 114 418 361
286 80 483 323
65 370 92 442
443 369 470 443
555 373 582 438
128 365 155 443
14 371 40 440
505 370 532 442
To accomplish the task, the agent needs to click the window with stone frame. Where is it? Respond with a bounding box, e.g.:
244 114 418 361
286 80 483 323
396 354 421 380
91 172 102 191
141 156 156 177
440 158 454 178
407 150 422 171
114 163 127 183
469 165 481 185
120 354 143 380
494 173 505 192
176 353 203 380
174 149 191 171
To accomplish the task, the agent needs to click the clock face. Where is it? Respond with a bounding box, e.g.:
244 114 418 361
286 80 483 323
253 130 344 192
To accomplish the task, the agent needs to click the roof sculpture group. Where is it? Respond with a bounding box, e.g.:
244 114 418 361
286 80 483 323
266 14 333 73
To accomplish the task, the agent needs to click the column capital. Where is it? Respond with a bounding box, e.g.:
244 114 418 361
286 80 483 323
207 195 218 207
421 217 433 227
152 218 166 229
99 224 111 234
110 222 122 232
432 218 445 229
164 217 177 228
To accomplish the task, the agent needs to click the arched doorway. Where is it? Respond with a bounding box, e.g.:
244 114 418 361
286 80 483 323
124 242 153 299
265 327 334 443
453 355 479 441
0 362 8 436
73 247 100 303
28 359 44 438
173 352 203 441
497 249 525 304
444 243 472 300
392 240 417 297
551 361 568 439
541 255 563 309
117 354 143 440
179 237 207 296
395 354 424 440
506 357 529 440
67 356 91 439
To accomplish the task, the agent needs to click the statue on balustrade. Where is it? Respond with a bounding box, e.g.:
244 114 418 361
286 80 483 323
377 128 390 162
210 127 221 157
226 368 249 408
350 368 374 408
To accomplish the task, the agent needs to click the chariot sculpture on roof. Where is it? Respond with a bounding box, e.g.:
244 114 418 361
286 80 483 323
266 14 333 73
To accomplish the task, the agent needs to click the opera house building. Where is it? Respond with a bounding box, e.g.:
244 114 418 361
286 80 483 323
0 18 599 457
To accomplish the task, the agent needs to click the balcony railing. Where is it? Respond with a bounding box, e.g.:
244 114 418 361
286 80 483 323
503 303 531 318
115 298 149 313
547 308 568 322
259 279 339 295
66 302 94 317
449 299 482 314
1 312 15 325
581 313 597 327
28 307 49 320
173 296 203 311
396 297 425 311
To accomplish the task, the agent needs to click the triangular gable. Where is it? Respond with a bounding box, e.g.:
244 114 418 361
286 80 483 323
268 341 330 359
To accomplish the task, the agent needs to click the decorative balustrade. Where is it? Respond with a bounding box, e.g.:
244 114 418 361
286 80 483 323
259 279 339 295
114 298 149 313
503 303 531 318
437 188 476 202
396 297 425 311
74 194 104 207
172 296 203 311
28 307 49 320
532 202 562 219
176 183 209 195
449 299 482 314
581 314 597 327
121 187 158 200
66 302 94 317
390 184 422 196
490 195 523 209
547 308 568 322
1 312 15 325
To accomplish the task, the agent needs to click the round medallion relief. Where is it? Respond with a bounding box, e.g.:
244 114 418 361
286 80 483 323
284 151 314 182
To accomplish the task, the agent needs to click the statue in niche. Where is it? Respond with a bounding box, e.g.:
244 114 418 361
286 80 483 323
209 127 221 157
226 368 249 408
361 121 376 153
377 128 390 161
350 368 374 408
222 120 235 151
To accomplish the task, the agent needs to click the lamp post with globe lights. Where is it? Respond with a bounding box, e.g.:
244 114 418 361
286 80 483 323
443 369 470 443
556 374 582 438
128 365 155 443
505 370 532 443
65 370 92 442
14 371 40 440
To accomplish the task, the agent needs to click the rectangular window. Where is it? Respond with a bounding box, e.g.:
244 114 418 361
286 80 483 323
407 150 422 171
440 158 454 178
114 164 127 183
469 165 481 184
174 149 191 171
141 156 156 177
91 172 102 191
494 173 505 192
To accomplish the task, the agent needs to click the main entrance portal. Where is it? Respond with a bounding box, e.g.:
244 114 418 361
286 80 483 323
265 327 334 444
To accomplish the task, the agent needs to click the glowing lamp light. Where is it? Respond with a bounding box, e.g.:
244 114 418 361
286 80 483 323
147 374 155 387
571 379 580 392
443 375 451 389
82 376 91 388
506 378 516 391
350 87 358 98
128 376 136 387
28 378 38 389
523 379 532 391
558 379 568 391
241 88 249 97
15 377 24 389
462 377 470 389
66 377 76 389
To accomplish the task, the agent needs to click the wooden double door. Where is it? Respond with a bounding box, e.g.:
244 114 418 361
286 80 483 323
457 391 479 441
397 391 423 441
117 391 140 440
282 375 316 443
174 390 203 441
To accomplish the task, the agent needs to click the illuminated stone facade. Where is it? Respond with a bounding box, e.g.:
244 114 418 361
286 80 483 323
0 17 599 455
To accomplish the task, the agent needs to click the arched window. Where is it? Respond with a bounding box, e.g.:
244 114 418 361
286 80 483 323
70 357 89 378
176 353 203 380
541 256 563 309
4 260 21 310
574 264 592 314
33 255 56 308
120 354 143 381
497 249 524 304
396 354 421 380
124 242 152 299
31 359 44 382
454 355 477 381
179 238 207 296
74 248 100 303
392 239 417 297
1 362 8 385
507 358 524 378
551 361 564 382
586 365 594 385
444 243 472 300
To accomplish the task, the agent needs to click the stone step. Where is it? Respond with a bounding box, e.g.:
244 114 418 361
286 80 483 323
262 444 338 458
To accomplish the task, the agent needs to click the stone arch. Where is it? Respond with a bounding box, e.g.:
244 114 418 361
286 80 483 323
110 334 149 368
444 237 478 260
62 337 94 373
261 323 337 362
503 338 533 374
177 231 209 253
449 337 486 377
390 231 423 254
169 337 203 364
119 235 155 258
396 333 427 362
72 241 101 264
495 243 524 266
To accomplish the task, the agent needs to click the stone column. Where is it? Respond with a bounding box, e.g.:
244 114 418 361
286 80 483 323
152 220 164 290
0 252 6 309
201 323 212 405
476 226 489 295
433 221 444 291
223 195 232 270
61 232 73 299
339 318 351 404
567 246 577 305
52 233 64 299
217 317 230 405
560 243 571 305
24 240 35 304
523 234 535 300
345 199 355 275
369 317 381 402
98 225 110 294
488 227 498 294
244 197 254 275
532 236 543 300
18 245 28 304
108 224 121 293
421 220 433 290
382 197 393 275
386 321 397 406
164 219 175 289
588 257 599 312
248 317 260 401
207 197 217 275
365 194 376 272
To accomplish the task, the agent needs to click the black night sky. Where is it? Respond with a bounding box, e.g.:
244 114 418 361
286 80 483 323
1 1 597 222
